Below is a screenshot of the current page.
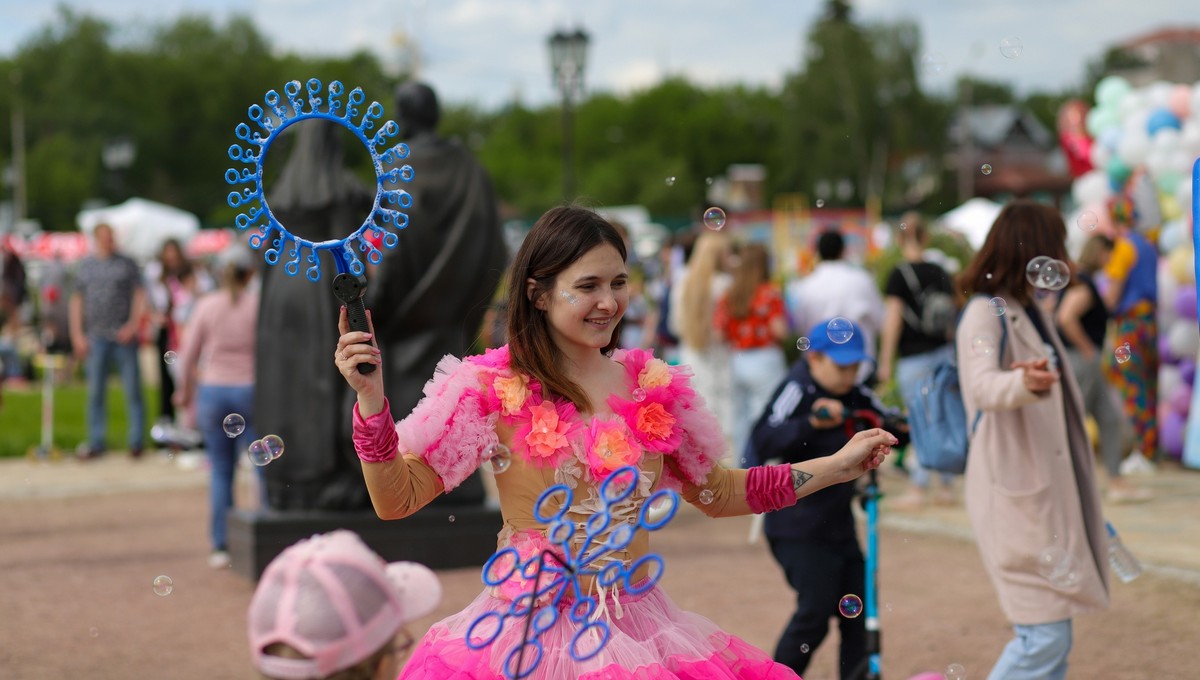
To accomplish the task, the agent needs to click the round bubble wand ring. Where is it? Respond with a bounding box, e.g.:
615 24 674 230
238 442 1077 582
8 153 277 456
225 78 413 374
467 465 680 679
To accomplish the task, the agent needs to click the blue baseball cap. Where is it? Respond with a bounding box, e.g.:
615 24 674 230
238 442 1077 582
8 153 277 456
805 318 870 366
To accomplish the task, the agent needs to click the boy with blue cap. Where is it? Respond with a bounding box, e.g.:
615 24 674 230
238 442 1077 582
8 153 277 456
750 318 908 679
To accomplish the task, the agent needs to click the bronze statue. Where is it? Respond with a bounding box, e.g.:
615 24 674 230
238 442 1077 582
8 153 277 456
255 83 504 511
360 82 506 418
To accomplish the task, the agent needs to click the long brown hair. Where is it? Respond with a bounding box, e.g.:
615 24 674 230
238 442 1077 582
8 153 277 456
958 199 1068 307
725 242 770 319
506 205 627 412
679 231 729 350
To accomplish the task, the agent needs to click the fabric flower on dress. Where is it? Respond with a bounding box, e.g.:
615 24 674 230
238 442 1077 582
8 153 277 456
512 399 580 467
585 417 641 480
638 357 673 389
610 394 683 455
492 372 532 416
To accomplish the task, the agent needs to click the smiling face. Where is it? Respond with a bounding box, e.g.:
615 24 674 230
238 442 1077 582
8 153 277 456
533 243 629 354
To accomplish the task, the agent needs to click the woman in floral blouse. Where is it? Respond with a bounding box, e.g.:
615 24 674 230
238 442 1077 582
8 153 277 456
333 205 898 679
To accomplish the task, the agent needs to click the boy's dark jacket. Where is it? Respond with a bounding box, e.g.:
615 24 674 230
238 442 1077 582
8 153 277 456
748 359 908 543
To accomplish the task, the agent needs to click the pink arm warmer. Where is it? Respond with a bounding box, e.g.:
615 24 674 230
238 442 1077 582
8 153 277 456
745 463 798 514
353 398 400 463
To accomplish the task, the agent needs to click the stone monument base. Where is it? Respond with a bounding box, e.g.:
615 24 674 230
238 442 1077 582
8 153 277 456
228 504 503 580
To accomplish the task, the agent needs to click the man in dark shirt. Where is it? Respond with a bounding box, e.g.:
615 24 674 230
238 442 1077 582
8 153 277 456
750 318 908 679
70 223 147 459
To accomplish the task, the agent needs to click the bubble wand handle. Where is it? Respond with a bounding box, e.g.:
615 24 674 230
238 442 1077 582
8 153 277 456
332 265 375 375
1193 157 1199 324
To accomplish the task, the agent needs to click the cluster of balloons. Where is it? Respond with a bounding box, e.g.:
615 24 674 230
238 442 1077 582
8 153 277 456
1157 251 1198 460
1066 76 1200 467
1070 77 1198 252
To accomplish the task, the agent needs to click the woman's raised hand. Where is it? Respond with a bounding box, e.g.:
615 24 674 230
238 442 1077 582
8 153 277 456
1012 358 1059 395
833 428 899 483
336 306 385 415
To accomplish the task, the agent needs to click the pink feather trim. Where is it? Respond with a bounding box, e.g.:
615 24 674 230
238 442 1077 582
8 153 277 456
394 354 499 492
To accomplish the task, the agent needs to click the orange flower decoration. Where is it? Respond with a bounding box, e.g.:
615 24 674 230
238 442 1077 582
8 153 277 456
587 419 639 478
525 400 571 460
636 402 676 442
493 373 531 416
638 358 672 390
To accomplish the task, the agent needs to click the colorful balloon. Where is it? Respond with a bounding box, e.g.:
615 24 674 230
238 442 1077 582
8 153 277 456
1095 76 1132 109
1168 84 1192 120
1147 108 1183 136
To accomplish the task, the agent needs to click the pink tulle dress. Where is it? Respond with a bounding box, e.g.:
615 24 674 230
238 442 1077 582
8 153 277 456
393 346 800 680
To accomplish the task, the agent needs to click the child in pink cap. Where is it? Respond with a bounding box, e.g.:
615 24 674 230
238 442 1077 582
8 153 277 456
248 529 441 680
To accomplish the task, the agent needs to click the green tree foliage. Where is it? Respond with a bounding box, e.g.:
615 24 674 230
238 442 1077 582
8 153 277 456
1 7 399 230
774 1 948 210
0 4 1082 231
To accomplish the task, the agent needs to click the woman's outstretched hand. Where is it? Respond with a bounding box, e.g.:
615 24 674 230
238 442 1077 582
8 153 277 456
832 428 899 483
336 306 385 416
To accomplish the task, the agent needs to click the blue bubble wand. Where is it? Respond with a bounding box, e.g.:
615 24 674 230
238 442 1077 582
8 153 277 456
225 78 413 373
1193 157 1200 312
468 465 679 679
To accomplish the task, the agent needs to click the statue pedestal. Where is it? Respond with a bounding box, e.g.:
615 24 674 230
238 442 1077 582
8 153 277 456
228 504 503 580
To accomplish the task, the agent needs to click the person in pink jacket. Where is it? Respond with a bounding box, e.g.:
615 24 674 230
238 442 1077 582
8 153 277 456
954 200 1109 680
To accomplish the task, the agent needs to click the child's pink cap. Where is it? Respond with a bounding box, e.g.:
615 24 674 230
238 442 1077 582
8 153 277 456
247 530 441 679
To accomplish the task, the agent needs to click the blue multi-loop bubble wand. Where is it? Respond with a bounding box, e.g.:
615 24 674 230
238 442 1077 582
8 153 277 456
225 78 413 373
467 465 679 679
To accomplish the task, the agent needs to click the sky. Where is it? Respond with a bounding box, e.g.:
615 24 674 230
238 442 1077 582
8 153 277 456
0 0 1195 110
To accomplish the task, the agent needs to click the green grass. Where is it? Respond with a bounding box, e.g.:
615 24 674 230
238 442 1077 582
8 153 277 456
0 381 160 458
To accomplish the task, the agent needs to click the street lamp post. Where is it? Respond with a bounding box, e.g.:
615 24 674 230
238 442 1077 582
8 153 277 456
548 28 589 201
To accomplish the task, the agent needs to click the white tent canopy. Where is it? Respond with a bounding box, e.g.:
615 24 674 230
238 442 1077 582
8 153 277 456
76 197 201 263
939 197 1002 251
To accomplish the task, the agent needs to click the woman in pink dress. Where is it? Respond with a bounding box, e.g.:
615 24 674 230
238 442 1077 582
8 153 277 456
333 205 898 679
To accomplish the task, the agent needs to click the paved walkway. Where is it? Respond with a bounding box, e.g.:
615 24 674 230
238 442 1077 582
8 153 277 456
4 451 1200 583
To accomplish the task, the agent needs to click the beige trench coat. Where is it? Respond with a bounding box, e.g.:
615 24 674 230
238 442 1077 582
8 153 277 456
955 294 1110 625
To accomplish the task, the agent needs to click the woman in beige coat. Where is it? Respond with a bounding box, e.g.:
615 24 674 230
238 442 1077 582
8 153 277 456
955 200 1109 680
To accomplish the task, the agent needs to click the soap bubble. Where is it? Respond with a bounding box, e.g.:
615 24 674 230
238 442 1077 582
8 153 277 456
698 489 714 505
665 176 676 186
632 387 647 402
799 643 810 653
484 443 512 474
152 575 173 596
1038 259 1071 291
826 317 854 344
945 663 967 680
999 36 1023 58
1037 546 1080 587
838 594 863 618
449 515 456 523
920 52 947 75
261 434 285 460
1115 343 1132 364
89 627 100 638
988 297 1008 316
163 351 178 365
1077 211 1098 231
703 207 727 231
972 335 996 357
1025 256 1051 287
222 413 246 438
248 439 272 466
796 337 811 351
981 163 993 175
815 199 825 208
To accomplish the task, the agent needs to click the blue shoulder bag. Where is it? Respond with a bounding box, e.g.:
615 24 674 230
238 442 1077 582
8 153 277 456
907 299 1008 474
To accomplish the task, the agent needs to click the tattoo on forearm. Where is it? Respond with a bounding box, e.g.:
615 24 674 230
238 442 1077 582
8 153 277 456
792 469 813 493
